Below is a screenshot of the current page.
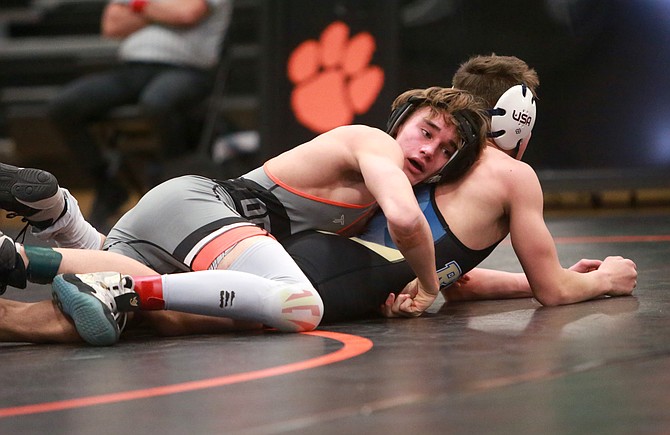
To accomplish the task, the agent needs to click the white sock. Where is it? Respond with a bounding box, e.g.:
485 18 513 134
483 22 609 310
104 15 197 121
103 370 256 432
31 188 103 249
161 239 323 332
20 189 66 224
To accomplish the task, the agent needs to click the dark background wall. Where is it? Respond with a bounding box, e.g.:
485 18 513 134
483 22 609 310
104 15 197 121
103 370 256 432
397 0 670 171
2 0 668 179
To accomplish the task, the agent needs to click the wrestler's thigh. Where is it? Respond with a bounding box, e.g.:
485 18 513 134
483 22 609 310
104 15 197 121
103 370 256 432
105 175 241 264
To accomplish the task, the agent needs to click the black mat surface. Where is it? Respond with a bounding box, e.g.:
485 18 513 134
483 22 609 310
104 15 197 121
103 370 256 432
1 210 668 434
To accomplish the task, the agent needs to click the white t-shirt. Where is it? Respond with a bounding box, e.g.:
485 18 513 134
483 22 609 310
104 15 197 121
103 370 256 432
119 0 232 69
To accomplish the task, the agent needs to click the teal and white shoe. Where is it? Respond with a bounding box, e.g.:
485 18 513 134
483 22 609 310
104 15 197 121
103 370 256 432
52 272 138 346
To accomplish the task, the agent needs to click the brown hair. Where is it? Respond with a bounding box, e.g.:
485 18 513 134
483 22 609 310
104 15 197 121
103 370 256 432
390 86 490 183
452 54 539 108
392 87 488 148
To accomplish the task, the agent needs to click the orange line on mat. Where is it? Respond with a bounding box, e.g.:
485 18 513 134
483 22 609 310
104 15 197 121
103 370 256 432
500 234 670 246
553 234 670 244
0 330 373 419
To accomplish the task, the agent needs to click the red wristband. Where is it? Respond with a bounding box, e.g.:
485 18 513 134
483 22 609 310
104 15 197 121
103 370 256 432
130 0 149 13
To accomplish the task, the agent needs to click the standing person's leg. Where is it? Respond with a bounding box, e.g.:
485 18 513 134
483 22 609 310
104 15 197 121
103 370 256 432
48 64 159 230
47 69 138 182
140 67 212 162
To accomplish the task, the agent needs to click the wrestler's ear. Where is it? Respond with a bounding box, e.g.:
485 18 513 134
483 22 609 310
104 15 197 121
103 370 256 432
515 132 531 160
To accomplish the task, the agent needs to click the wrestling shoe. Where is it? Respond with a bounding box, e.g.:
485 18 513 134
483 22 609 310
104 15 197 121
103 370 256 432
0 162 62 229
51 272 139 346
0 232 27 295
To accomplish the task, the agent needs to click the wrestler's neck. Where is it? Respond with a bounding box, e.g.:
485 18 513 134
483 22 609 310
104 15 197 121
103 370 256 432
486 140 525 160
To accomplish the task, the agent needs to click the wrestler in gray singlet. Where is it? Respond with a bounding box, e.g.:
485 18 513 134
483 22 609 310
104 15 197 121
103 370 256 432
103 166 378 274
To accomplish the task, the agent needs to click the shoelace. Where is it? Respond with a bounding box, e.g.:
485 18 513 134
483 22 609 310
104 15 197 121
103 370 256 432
117 312 128 334
5 212 31 244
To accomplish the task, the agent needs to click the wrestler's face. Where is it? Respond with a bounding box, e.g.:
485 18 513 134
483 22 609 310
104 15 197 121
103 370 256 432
395 107 459 185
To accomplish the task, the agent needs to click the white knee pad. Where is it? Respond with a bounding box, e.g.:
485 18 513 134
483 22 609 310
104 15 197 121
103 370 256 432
264 283 324 332
229 237 324 331
163 237 324 332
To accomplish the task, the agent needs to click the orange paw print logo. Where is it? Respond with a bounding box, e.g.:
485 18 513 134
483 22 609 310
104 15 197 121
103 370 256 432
287 21 385 133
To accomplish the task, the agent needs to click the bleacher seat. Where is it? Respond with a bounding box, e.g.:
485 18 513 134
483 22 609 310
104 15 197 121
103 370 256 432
0 0 262 189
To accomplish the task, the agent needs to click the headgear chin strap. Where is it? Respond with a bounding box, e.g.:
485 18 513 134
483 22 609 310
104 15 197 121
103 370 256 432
488 84 537 156
386 97 482 184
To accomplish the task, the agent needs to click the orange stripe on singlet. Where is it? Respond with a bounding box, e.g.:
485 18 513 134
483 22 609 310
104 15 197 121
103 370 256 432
263 163 377 209
191 225 274 271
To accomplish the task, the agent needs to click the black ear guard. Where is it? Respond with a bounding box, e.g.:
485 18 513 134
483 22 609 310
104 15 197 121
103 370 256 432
386 96 425 137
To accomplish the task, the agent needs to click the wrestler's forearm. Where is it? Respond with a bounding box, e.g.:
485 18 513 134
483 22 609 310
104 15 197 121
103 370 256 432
389 222 439 298
443 268 532 302
0 299 82 343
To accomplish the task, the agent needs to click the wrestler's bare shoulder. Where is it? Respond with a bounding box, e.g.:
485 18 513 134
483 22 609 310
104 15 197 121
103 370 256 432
313 124 394 149
479 146 538 185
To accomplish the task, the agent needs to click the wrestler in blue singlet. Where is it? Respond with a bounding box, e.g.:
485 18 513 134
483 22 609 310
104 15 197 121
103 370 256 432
283 184 503 323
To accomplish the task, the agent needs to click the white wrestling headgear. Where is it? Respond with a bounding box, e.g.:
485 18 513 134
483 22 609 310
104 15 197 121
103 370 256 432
488 84 537 152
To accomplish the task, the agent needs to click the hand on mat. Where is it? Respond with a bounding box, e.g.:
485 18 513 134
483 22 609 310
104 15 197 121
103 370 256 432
381 278 436 318
568 256 637 296
568 258 603 273
600 256 638 296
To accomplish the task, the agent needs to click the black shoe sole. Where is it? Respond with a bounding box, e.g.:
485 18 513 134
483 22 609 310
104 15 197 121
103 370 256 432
0 163 59 216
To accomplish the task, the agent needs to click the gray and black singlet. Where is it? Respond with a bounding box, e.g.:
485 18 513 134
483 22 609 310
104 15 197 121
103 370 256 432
282 184 504 323
103 166 377 273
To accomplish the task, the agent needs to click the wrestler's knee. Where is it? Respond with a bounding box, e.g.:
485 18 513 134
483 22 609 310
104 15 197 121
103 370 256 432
268 284 324 333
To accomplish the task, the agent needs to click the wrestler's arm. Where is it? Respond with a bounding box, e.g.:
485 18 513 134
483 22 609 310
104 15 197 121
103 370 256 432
443 268 531 301
508 164 637 305
0 293 259 344
355 130 439 314
0 298 82 343
142 312 261 336
442 258 607 302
